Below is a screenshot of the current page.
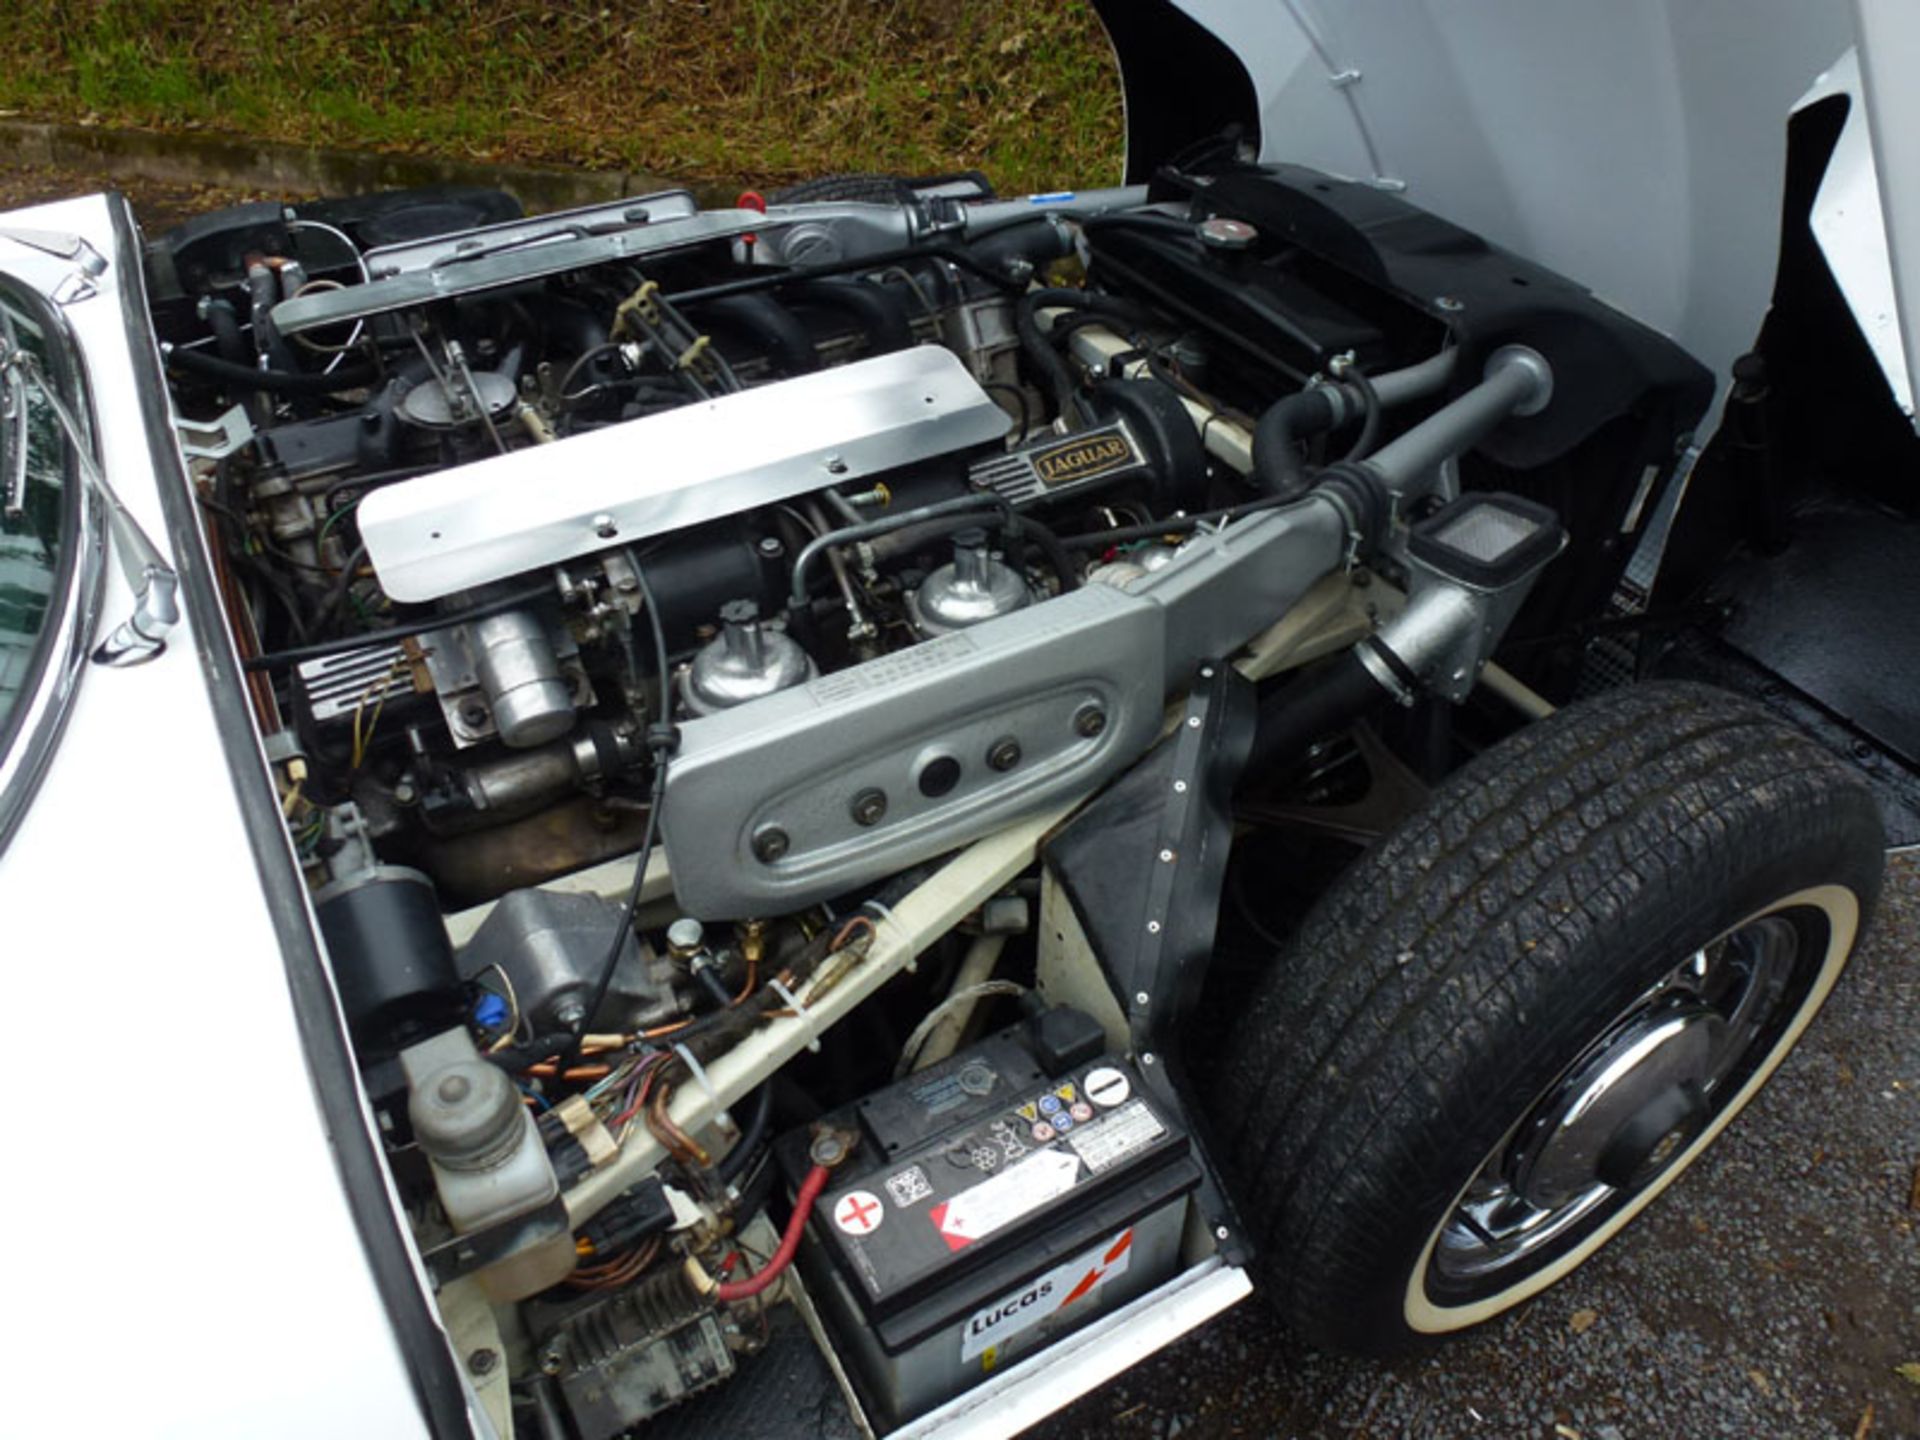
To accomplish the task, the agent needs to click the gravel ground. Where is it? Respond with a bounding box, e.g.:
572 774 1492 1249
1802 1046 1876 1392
3 153 1912 1440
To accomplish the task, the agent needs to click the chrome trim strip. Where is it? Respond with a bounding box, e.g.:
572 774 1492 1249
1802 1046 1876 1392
0 283 107 855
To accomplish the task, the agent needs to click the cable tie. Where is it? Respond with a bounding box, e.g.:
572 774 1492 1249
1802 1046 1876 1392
769 976 822 1052
672 1042 728 1127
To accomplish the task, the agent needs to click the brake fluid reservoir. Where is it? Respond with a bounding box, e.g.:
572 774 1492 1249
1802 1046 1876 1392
405 1028 555 1231
402 1027 573 1297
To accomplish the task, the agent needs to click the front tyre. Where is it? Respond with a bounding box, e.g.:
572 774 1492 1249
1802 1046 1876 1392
1217 682 1884 1355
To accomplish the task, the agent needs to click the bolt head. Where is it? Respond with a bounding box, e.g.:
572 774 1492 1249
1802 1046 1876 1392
1073 703 1107 738
467 1348 499 1376
751 825 790 863
458 698 490 727
987 737 1022 772
757 535 785 559
1214 1225 1230 1241
1135 990 1151 1006
850 787 888 827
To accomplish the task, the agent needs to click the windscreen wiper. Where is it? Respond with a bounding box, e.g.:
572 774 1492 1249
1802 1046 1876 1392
0 337 178 665
0 227 108 305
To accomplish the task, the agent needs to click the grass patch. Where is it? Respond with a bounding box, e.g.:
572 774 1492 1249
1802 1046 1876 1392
0 1 1125 193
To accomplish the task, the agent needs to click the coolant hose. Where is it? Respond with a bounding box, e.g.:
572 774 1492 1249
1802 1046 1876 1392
1251 386 1344 500
687 292 819 375
1252 350 1460 500
788 277 915 353
1015 287 1157 425
201 298 249 365
1243 647 1398 775
166 343 378 395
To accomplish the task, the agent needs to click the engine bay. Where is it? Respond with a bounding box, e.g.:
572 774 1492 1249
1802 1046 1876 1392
145 164 1709 1436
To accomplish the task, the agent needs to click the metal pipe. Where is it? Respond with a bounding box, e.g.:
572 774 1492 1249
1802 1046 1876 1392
804 499 873 640
957 186 1153 235
789 493 1013 609
1370 347 1460 407
1480 660 1556 719
1363 346 1552 496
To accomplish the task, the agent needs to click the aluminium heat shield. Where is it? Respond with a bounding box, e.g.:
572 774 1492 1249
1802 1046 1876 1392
357 347 1010 603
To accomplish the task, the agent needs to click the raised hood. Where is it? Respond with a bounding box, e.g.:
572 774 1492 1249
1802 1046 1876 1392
1094 0 1853 404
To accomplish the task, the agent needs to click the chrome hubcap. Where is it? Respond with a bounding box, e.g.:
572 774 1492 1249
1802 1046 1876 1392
1430 915 1803 1287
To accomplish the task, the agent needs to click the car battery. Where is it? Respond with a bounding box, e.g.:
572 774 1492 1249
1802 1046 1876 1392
779 1009 1200 1429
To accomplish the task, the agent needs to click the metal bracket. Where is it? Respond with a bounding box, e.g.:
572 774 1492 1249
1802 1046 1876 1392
174 402 256 462
419 1193 571 1290
1041 661 1257 1263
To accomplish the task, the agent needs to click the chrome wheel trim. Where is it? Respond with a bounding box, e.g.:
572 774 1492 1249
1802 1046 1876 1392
1402 884 1860 1333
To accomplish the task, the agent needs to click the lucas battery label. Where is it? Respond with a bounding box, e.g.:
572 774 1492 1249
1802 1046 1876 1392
960 1228 1135 1362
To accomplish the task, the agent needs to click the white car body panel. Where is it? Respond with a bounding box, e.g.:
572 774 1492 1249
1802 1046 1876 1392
6 7 1915 1434
0 196 429 1439
1167 0 1852 421
1799 48 1913 417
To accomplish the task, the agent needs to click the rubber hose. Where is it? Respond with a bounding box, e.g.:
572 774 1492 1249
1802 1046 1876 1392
167 343 378 395
1243 648 1396 776
1014 287 1155 425
202 298 248 366
689 292 819 375
1341 366 1383 465
967 216 1074 276
788 277 915 353
1250 387 1341 500
693 964 735 1012
715 1085 775 1185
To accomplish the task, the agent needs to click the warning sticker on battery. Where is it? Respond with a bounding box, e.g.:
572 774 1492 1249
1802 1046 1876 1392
928 1148 1082 1250
960 1228 1135 1361
1065 1101 1165 1173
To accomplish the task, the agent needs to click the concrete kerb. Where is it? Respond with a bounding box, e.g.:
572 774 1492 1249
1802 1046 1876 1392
0 117 724 215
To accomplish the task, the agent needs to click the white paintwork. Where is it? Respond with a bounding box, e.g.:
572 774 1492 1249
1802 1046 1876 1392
1846 4 1920 426
1169 0 1852 420
887 1259 1253 1440
0 196 430 1439
1798 50 1912 416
